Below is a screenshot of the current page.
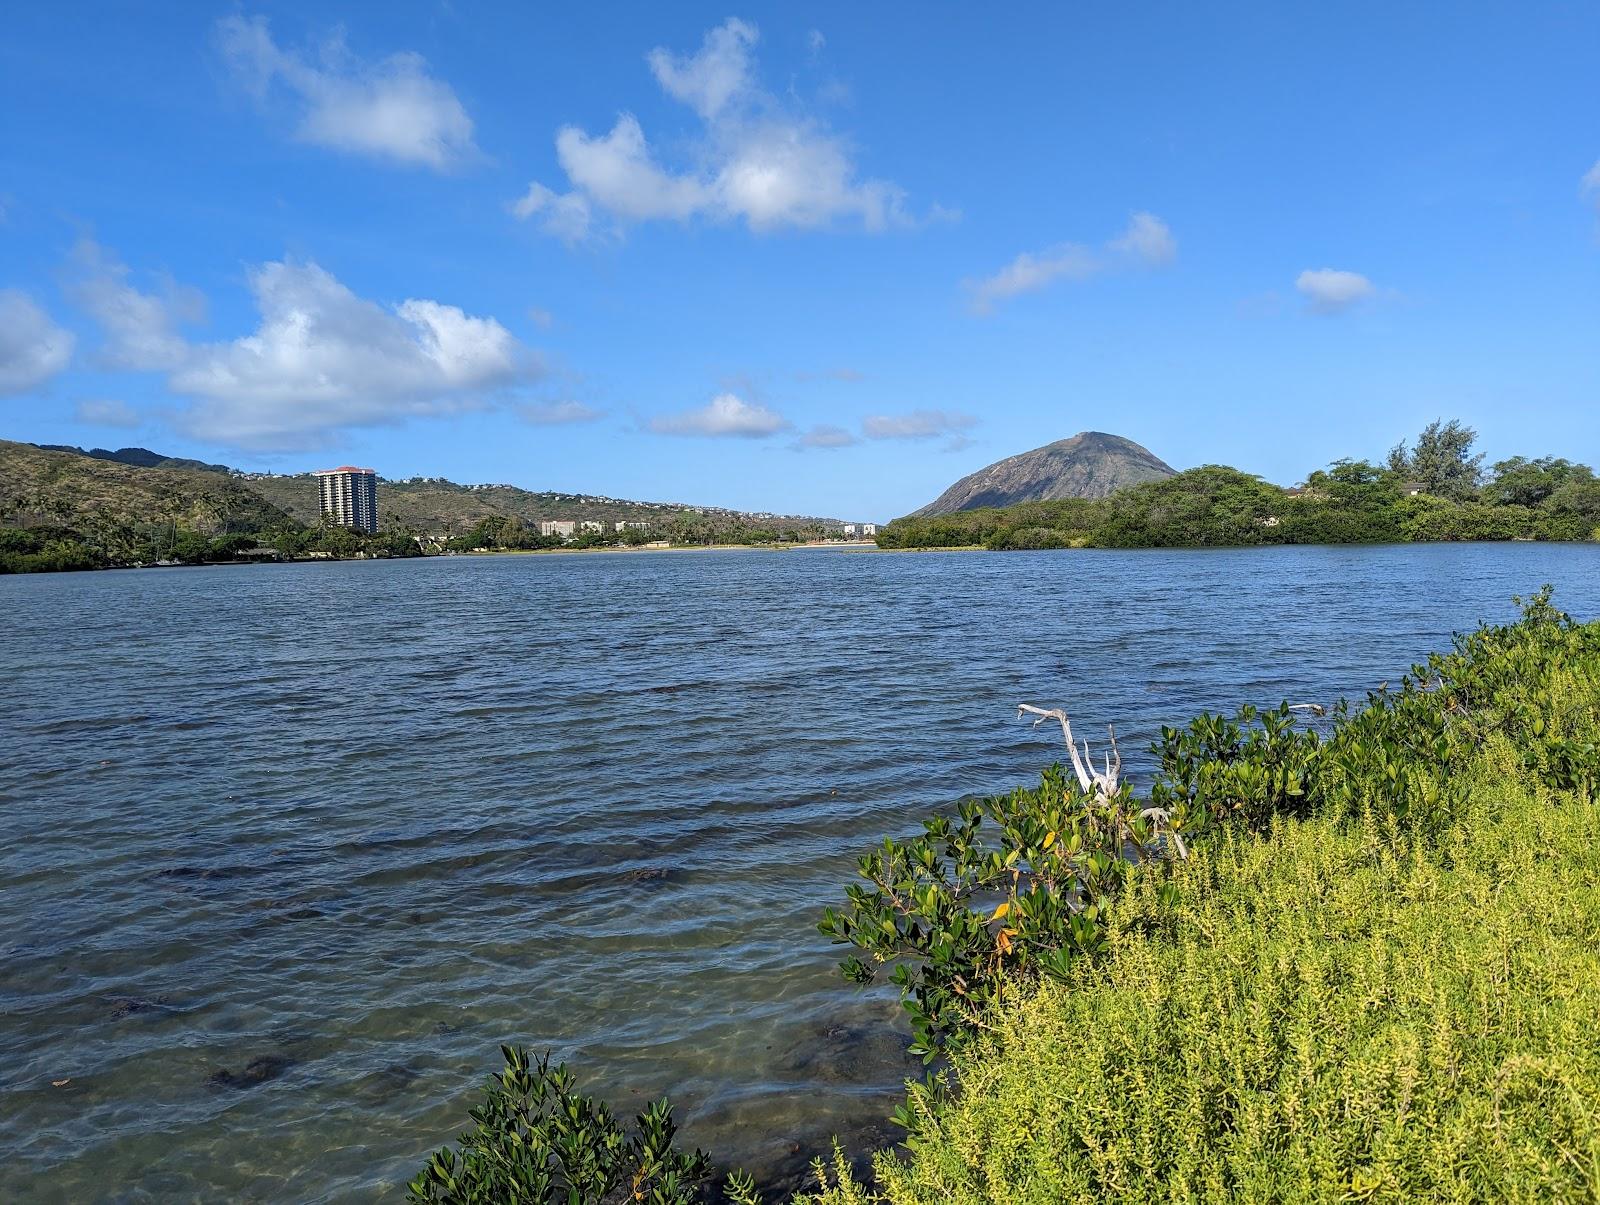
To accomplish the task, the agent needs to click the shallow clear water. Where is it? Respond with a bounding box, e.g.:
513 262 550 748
4 543 1598 1201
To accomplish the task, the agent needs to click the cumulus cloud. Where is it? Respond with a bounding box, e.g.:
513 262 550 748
551 115 710 224
75 398 142 428
862 409 978 441
648 17 757 120
1110 211 1177 266
513 18 920 241
795 423 858 448
969 212 1175 313
0 290 75 396
57 240 538 448
166 260 530 448
67 240 202 371
1295 268 1375 315
519 400 602 425
649 392 789 438
511 183 595 244
216 14 478 170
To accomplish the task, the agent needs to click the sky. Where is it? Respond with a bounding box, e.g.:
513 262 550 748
2 2 1598 521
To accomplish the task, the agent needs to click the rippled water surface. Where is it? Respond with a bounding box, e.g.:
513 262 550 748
4 544 1599 1200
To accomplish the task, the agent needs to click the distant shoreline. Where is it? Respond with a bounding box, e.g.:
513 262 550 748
4 540 890 574
462 541 882 556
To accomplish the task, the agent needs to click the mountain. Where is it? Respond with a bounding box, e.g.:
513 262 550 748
38 444 233 474
911 431 1175 516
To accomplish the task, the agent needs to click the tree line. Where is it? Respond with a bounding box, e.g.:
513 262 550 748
1 507 844 574
877 420 1600 550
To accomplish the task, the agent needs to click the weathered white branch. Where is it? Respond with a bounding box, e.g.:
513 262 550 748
1017 704 1121 802
1021 704 1190 862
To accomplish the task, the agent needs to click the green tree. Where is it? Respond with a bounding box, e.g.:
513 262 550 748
1482 456 1591 508
1282 459 1403 543
1388 419 1484 499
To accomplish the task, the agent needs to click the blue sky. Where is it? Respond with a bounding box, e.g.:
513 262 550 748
2 2 1597 520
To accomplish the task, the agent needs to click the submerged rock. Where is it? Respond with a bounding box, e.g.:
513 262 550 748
107 995 170 1020
779 1019 917 1085
620 867 681 887
206 1055 294 1090
353 1062 422 1103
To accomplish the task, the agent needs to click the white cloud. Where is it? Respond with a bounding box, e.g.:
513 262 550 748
519 400 602 425
1584 159 1600 207
650 392 789 438
1295 268 1375 314
67 240 202 371
527 306 554 329
1110 211 1177 266
555 114 710 222
807 29 827 56
968 244 1099 314
75 398 142 428
168 260 531 448
511 182 595 244
513 18 920 239
862 409 978 440
969 212 1175 314
942 433 978 454
796 423 858 448
0 290 74 396
647 18 758 120
216 14 478 171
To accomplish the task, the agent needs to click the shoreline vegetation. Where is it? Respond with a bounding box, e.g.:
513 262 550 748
0 537 883 575
878 424 1600 552
409 590 1600 1204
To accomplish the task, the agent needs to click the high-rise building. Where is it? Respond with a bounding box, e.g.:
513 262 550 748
314 467 378 534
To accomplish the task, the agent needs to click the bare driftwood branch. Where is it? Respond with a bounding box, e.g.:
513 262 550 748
1020 704 1189 860
1017 704 1121 802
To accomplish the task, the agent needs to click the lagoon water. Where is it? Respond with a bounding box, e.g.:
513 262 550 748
4 543 1600 1200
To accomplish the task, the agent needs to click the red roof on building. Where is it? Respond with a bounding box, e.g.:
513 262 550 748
314 466 377 475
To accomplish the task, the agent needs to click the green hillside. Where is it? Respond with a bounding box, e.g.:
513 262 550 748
0 440 861 571
1 440 290 531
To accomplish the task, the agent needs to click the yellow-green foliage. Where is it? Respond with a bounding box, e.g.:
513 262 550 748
813 734 1600 1204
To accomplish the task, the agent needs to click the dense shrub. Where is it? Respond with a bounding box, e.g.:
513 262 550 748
0 525 106 573
408 1046 760 1205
